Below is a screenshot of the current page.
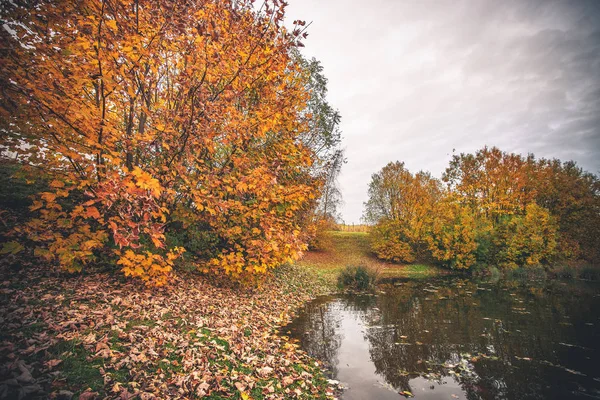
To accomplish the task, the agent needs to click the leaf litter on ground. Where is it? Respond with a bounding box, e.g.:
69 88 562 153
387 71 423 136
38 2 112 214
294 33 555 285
0 263 338 399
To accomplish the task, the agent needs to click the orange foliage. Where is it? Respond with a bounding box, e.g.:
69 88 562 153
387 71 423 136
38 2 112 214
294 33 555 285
0 0 318 284
365 162 441 263
366 148 598 270
370 220 416 263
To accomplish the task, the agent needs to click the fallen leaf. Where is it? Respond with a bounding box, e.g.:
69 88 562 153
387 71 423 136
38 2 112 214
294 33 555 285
45 359 63 369
79 389 99 400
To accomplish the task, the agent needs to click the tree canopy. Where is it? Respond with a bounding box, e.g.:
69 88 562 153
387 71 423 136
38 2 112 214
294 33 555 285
0 0 342 285
364 147 600 270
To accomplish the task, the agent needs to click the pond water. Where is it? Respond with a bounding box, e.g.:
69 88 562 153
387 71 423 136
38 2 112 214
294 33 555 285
282 278 600 399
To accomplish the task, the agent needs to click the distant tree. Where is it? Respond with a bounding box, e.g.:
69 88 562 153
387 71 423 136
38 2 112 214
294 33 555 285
316 149 345 223
365 148 599 269
364 162 441 263
534 159 600 262
296 54 343 173
493 203 558 269
294 54 345 223
291 54 345 250
426 195 478 270
443 147 537 223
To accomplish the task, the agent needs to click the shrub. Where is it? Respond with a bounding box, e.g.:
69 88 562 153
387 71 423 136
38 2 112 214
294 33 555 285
337 265 378 291
548 265 577 279
426 198 478 270
0 0 327 286
370 221 416 263
579 265 600 281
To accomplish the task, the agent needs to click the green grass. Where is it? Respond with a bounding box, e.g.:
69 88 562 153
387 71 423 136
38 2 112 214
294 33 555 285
297 231 446 282
125 318 157 331
379 263 442 279
47 339 105 394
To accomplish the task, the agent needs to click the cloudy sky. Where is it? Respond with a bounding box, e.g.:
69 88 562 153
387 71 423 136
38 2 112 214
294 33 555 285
285 0 600 223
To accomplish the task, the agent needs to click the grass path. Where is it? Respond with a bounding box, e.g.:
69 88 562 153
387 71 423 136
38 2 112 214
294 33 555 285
296 231 447 282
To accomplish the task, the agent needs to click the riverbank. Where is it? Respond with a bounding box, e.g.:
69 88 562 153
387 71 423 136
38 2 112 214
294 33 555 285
0 263 338 399
297 231 449 283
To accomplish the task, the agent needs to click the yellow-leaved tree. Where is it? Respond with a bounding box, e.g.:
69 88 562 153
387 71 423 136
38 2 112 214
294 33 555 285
0 0 323 285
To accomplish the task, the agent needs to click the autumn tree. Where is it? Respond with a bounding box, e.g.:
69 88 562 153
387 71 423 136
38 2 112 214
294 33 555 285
365 148 598 270
534 159 600 263
0 0 325 284
492 203 558 269
442 147 539 223
443 147 600 265
426 195 478 270
364 162 441 263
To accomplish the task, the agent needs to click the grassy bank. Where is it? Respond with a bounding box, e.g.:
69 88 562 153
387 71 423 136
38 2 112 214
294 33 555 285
297 231 447 283
473 263 600 282
0 264 338 399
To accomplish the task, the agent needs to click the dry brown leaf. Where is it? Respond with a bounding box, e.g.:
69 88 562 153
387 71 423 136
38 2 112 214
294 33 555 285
78 389 99 400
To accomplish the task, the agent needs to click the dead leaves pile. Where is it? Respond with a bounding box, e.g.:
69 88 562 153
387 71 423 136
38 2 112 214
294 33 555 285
0 264 336 399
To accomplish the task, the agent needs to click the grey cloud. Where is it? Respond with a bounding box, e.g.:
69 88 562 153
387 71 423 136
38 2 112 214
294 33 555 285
287 0 600 222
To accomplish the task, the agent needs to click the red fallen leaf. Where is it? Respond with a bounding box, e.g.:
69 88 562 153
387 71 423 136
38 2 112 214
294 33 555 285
234 381 246 392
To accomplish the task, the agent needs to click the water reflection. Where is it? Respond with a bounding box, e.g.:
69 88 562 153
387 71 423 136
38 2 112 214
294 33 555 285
283 278 600 399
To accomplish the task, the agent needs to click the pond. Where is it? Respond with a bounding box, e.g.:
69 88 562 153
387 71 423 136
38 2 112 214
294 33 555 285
282 278 600 399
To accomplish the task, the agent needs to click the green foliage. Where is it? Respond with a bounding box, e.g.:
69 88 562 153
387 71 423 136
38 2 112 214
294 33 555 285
165 217 221 263
337 265 378 291
0 161 48 237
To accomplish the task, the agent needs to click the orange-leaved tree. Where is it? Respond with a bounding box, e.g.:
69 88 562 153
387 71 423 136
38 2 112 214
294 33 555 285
0 0 319 285
442 147 538 223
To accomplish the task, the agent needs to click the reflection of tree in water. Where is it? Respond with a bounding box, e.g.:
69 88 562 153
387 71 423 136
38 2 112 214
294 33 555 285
363 279 600 400
284 296 345 376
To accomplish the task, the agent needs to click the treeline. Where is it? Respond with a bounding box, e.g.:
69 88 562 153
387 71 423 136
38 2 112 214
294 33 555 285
0 0 342 285
364 147 600 270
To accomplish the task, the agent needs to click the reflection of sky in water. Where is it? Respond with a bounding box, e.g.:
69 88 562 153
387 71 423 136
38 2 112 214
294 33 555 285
334 303 467 400
284 278 600 400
